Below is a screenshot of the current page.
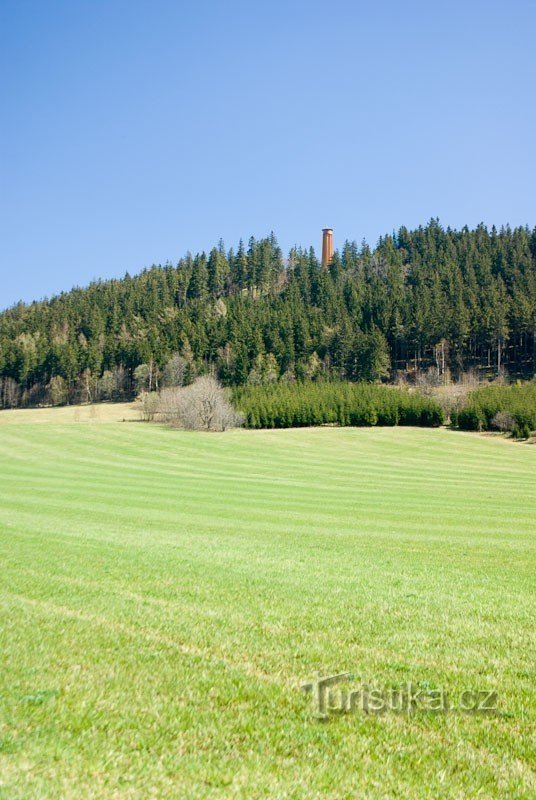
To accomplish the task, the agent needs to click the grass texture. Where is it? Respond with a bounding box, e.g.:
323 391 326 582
0 409 534 798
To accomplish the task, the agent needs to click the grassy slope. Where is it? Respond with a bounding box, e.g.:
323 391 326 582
0 416 534 799
0 401 138 425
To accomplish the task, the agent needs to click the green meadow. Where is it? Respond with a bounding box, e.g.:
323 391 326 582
0 408 534 798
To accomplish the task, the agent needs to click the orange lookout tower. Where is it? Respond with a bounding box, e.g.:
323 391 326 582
321 228 333 268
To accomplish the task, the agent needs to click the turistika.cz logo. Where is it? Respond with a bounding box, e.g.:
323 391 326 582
301 672 499 720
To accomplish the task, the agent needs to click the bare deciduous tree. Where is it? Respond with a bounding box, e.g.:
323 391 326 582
98 370 115 401
76 368 97 404
48 375 69 406
415 367 441 395
161 353 188 388
136 391 159 421
425 370 484 423
156 376 242 431
1 377 20 408
491 411 516 433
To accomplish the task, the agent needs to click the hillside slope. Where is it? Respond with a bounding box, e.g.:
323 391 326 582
1 221 535 409
0 423 534 798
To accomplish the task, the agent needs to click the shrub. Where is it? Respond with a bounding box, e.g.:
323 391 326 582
457 407 485 431
232 382 444 430
419 405 444 427
512 424 531 440
456 384 536 435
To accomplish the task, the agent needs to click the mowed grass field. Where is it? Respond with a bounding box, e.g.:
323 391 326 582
0 407 535 799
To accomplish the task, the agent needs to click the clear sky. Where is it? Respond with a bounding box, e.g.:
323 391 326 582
1 0 535 308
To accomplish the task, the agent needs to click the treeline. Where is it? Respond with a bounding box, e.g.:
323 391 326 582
454 383 536 438
232 382 444 429
1 220 535 408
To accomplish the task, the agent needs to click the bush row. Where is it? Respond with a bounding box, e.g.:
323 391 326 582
453 383 536 438
232 382 444 429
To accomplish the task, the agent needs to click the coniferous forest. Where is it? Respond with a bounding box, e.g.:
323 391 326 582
0 220 535 408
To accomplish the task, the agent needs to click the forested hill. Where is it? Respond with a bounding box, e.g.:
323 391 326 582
1 220 535 407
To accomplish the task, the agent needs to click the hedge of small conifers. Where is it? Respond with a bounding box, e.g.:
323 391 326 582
232 382 444 429
453 383 536 439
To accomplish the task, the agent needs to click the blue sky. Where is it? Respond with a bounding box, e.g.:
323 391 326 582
1 0 535 308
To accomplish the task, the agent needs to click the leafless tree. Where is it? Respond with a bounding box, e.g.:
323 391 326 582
22 381 45 407
156 376 242 431
47 375 69 406
1 377 21 408
426 371 485 423
136 391 159 421
433 339 450 379
161 353 188 388
76 368 97 404
112 365 128 398
415 367 441 395
98 370 115 401
491 411 516 433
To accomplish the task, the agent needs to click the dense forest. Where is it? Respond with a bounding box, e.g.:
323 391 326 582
0 220 535 408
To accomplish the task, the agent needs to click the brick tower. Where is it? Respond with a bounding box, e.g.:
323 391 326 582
322 228 333 268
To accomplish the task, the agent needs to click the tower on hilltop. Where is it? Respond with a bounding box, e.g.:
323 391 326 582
321 228 333 268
